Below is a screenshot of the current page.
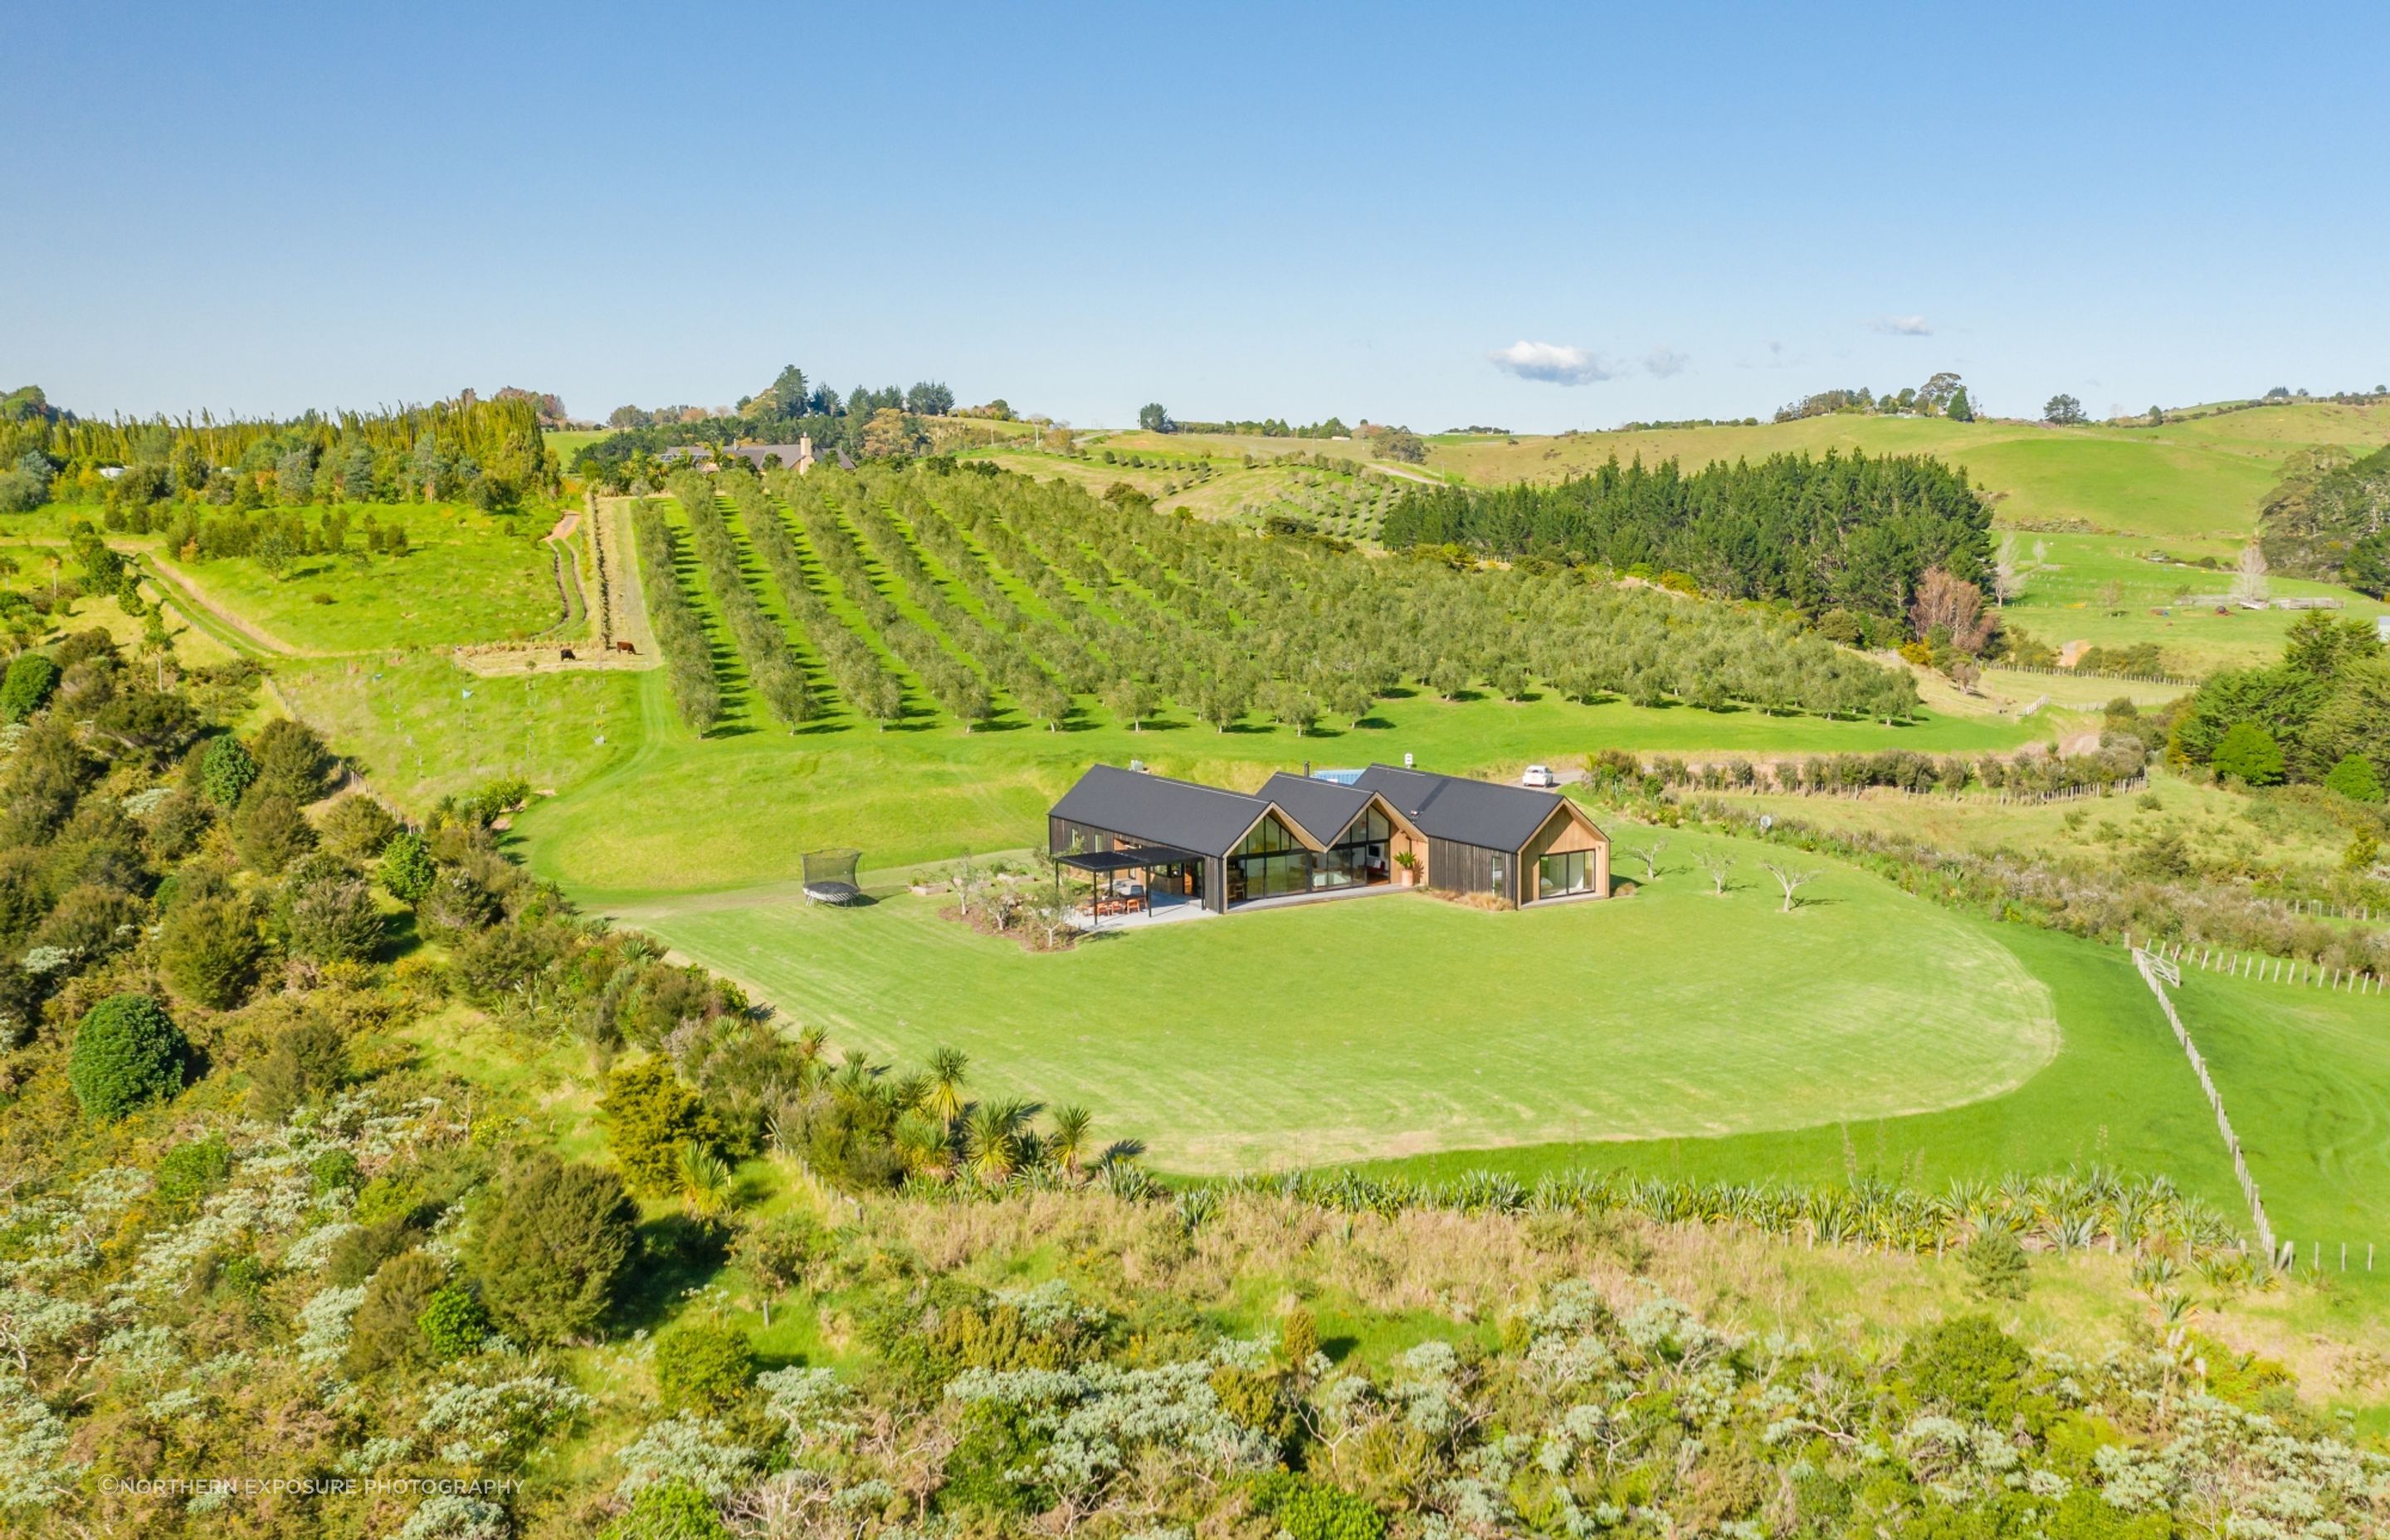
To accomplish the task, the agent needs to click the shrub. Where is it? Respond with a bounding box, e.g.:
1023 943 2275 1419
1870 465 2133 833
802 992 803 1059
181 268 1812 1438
310 1148 362 1195
285 868 384 964
231 792 316 875
160 894 264 1008
418 1279 492 1360
0 653 60 723
1963 1229 2032 1301
2211 721 2285 786
0 962 44 1050
153 1133 234 1211
251 719 335 803
653 1322 757 1415
146 788 216 860
199 733 259 807
348 1250 448 1375
602 1059 720 1197
67 993 187 1121
29 881 144 964
471 1152 637 1344
250 1014 349 1120
381 832 437 904
1247 1472 1386 1540
321 794 402 860
599 1479 731 1540
2324 752 2384 803
1900 1313 2040 1425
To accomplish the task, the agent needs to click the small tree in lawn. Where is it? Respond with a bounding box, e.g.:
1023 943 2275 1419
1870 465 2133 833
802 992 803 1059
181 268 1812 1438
1696 850 1735 895
1623 838 1668 881
1759 861 1819 912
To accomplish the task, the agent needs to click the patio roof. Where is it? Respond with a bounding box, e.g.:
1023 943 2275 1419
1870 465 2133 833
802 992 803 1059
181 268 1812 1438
1055 846 1202 874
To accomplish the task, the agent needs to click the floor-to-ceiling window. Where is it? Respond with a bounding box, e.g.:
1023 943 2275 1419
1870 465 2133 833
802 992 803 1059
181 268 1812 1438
1225 813 1310 904
1538 849 1595 899
1314 805 1393 889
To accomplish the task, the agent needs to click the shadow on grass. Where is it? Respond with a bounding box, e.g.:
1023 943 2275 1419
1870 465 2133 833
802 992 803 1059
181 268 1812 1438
615 1213 733 1335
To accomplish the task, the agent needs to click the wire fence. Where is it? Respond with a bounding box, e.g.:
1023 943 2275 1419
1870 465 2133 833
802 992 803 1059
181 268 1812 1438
2132 948 2275 1260
2123 933 2387 993
1992 662 2202 686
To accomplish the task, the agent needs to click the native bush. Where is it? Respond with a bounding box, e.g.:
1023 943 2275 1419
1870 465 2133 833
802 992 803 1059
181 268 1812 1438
159 894 264 1008
653 1321 758 1415
471 1152 638 1345
320 792 402 859
381 831 437 903
199 733 259 807
66 993 186 1121
418 1279 493 1361
284 864 384 964
0 653 60 723
249 1013 349 1119
231 791 316 874
601 1058 721 1196
348 1250 449 1375
251 718 336 803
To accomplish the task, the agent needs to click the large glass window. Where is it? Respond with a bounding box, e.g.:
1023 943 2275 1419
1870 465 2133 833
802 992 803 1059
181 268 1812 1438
1314 804 1393 889
1538 849 1594 899
1227 814 1311 904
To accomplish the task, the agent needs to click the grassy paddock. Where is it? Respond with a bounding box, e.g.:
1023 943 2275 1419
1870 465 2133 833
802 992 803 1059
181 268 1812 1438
517 669 2046 898
2168 972 2390 1262
614 825 2057 1174
1349 926 2248 1221
150 503 562 652
275 651 638 811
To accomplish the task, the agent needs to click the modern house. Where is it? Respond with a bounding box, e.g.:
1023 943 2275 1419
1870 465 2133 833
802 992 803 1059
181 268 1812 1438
1046 763 1607 914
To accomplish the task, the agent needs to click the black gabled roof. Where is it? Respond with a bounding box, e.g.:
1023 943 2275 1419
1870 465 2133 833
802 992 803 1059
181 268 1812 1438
1352 763 1567 853
1050 764 1279 858
1256 772 1376 846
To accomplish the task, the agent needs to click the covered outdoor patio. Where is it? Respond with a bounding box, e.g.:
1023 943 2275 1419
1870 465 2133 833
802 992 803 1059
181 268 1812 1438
1054 845 1208 932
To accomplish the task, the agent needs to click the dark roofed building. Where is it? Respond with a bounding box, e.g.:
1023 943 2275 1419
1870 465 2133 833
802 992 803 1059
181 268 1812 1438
1351 764 1608 905
1046 762 1606 914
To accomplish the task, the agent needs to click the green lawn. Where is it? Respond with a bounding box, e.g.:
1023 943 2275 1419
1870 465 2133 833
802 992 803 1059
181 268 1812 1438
2169 972 2390 1262
515 667 2046 899
275 651 639 811
151 503 563 652
612 824 2058 1175
1350 925 2247 1221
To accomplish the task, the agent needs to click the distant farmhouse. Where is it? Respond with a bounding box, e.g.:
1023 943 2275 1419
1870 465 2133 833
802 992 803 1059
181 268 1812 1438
1047 763 1608 915
659 434 841 473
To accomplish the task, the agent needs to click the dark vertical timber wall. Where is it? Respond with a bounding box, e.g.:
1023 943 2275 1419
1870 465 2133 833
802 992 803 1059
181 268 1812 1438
1434 836 1491 894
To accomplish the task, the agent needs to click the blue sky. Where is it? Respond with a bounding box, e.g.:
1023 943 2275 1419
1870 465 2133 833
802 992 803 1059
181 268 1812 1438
5 1 2386 432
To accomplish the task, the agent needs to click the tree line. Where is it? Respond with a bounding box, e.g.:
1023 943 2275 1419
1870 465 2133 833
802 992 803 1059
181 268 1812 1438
0 391 555 516
1380 448 1993 623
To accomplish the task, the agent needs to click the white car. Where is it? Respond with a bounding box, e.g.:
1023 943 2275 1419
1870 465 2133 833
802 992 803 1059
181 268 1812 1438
1521 764 1557 789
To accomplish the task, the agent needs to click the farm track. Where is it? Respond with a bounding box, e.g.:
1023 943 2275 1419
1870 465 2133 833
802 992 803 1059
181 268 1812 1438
139 554 310 657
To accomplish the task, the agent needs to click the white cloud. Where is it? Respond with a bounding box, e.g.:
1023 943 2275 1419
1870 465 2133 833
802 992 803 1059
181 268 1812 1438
1643 347 1690 378
1489 339 1614 386
1871 314 1934 336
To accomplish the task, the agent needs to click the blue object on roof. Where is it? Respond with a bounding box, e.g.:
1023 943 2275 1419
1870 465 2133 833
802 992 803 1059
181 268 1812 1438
1308 768 1363 785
